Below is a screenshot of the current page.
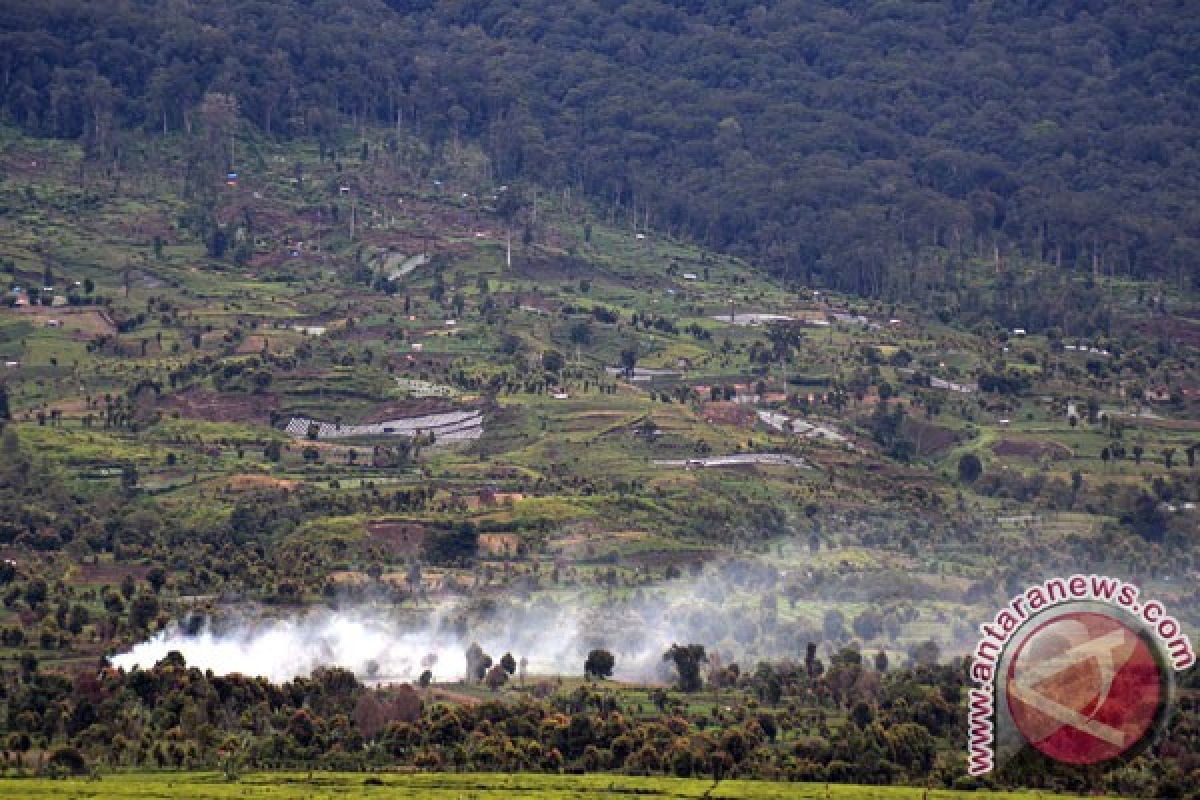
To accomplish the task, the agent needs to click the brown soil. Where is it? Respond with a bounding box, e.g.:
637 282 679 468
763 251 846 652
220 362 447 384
159 387 279 425
365 520 428 558
328 570 369 586
991 438 1074 460
225 474 300 491
12 307 116 336
901 418 960 456
701 402 757 428
358 398 457 424
236 335 271 354
76 563 152 585
478 533 520 557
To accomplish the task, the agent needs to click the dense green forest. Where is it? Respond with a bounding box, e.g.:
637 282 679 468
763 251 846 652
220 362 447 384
2 0 1197 297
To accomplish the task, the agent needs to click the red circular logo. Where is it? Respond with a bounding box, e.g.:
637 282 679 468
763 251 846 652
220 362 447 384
1005 610 1165 765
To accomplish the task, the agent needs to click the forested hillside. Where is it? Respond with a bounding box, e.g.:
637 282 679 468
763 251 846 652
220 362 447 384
2 0 1196 297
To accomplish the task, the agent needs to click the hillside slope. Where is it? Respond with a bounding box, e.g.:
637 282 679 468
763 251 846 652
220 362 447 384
2 0 1197 294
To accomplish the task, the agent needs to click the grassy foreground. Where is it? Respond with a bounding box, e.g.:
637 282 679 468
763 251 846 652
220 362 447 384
0 772 1077 800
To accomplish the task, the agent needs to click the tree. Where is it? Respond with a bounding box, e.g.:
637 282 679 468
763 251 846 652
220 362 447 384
46 745 88 775
129 592 159 630
1123 492 1168 542
664 644 706 692
146 567 167 593
852 609 883 640
823 608 845 642
66 604 89 635
850 700 873 728
0 384 9 421
1163 447 1176 469
584 648 615 680
569 321 593 345
619 346 638 378
424 522 478 566
957 452 982 483
909 639 941 667
120 463 139 494
23 578 47 609
887 722 935 774
542 349 565 373
804 641 818 677
484 664 508 690
465 643 489 683
499 652 517 675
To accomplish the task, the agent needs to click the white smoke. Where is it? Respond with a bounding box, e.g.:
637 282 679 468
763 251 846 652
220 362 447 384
107 596 688 684
111 608 472 684
108 554 982 684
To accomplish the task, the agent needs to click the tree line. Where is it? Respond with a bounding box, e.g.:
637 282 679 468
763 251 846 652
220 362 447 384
1 644 1196 794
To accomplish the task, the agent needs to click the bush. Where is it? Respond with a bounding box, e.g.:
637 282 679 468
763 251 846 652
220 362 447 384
957 452 983 483
46 745 88 775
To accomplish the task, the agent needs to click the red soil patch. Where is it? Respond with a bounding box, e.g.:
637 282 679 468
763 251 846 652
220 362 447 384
159 388 278 425
991 438 1073 460
236 335 273 354
225 474 299 491
365 520 428 558
329 570 369 586
478 533 520 557
76 563 152 585
701 402 757 428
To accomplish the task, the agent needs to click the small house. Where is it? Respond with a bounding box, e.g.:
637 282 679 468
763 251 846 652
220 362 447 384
1012 328 1027 337
46 319 61 328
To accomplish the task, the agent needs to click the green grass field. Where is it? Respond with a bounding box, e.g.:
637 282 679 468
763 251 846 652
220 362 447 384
0 772 1076 800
